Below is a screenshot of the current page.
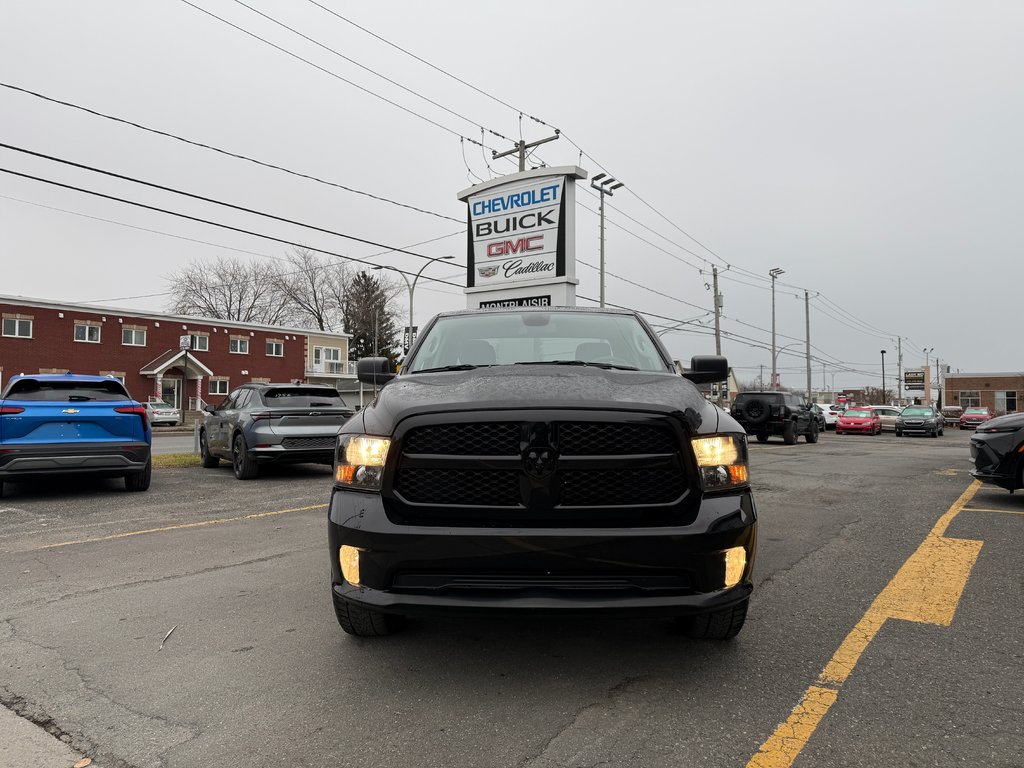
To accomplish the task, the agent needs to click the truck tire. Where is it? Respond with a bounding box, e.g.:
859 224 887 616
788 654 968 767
783 421 798 445
805 422 819 443
333 591 405 637
756 433 770 443
741 398 771 426
678 598 748 640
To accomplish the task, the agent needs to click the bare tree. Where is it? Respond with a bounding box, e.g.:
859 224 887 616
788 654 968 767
167 256 291 324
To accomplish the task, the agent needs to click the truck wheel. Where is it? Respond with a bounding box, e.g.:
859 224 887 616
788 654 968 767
756 433 769 443
805 422 819 443
333 591 405 637
232 434 260 480
783 421 798 445
199 430 220 468
678 598 748 640
0 481 4 498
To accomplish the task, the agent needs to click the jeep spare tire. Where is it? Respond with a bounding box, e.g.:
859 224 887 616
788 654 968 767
741 398 771 426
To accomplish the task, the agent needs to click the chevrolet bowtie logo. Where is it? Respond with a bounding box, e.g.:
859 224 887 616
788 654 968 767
62 408 80 414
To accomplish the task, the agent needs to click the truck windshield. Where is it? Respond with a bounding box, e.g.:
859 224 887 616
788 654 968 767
406 311 670 373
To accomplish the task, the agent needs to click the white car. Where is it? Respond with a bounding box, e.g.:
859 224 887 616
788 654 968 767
863 405 903 432
818 403 844 430
144 400 181 427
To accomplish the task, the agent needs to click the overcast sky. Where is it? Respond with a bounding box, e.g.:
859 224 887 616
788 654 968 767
2 1 1021 391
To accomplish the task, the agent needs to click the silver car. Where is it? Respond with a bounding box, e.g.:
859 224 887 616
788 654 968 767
144 399 181 427
199 383 354 479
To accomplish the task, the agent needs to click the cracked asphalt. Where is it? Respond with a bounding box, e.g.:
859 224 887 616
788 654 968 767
0 430 1020 768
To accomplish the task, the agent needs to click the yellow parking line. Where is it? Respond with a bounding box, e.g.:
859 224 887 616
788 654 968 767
962 507 1024 516
747 481 983 768
33 503 328 551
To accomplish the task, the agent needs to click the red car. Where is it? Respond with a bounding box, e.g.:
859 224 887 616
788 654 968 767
960 407 992 430
836 408 882 435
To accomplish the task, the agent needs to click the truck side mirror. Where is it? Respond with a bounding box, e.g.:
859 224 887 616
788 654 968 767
357 357 396 386
683 355 728 384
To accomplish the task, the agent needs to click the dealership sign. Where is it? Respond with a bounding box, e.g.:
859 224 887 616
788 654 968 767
466 175 565 287
479 295 551 309
458 166 584 309
904 369 925 390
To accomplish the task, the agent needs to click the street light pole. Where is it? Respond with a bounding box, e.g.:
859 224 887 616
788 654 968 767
374 255 454 354
880 349 887 404
769 267 785 390
923 347 934 405
591 174 624 307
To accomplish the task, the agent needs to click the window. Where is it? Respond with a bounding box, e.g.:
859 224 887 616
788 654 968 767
209 379 229 396
995 391 1017 413
229 338 249 354
2 318 32 338
74 323 101 343
266 341 284 357
122 328 146 346
959 391 981 408
314 346 343 374
191 334 209 352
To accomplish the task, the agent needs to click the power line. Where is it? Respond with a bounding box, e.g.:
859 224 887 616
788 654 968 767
0 166 467 291
0 82 463 224
0 141 466 270
227 0 513 143
176 0 499 152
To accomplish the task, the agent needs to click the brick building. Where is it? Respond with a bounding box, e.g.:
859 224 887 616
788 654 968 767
942 372 1022 415
0 295 354 410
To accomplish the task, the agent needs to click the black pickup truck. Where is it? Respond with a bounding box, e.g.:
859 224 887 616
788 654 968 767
327 307 756 640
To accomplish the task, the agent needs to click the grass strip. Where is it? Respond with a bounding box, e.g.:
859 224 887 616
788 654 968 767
152 453 201 469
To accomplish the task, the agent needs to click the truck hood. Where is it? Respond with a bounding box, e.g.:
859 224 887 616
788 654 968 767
351 365 729 436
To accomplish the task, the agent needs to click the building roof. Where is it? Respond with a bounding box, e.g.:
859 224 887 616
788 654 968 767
0 294 351 338
944 372 1024 379
140 349 215 377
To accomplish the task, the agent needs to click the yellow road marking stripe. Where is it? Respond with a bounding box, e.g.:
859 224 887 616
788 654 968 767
33 503 328 551
747 480 983 768
962 507 1024 516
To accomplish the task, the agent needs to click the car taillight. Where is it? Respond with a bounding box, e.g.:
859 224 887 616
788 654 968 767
0 406 25 415
115 406 149 429
250 412 273 421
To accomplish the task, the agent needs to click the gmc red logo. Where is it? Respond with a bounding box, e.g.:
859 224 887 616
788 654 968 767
487 236 543 258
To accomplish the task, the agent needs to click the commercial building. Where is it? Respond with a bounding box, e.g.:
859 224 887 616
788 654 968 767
942 372 1021 415
0 295 354 410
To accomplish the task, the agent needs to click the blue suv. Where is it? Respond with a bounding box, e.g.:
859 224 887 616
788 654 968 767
0 373 152 497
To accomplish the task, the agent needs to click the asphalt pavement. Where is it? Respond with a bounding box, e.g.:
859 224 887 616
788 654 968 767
0 429 1020 768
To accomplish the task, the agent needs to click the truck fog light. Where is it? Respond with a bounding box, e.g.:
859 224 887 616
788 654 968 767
340 545 361 586
723 547 746 588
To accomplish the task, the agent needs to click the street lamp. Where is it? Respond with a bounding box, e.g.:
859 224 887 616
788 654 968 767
880 349 887 404
591 173 624 307
923 347 934 405
769 267 785 389
772 341 801 387
373 255 455 353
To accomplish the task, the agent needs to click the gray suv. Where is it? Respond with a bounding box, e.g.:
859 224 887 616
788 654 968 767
200 383 354 479
730 391 819 444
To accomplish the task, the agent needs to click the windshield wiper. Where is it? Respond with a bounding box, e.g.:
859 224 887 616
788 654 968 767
412 364 489 373
514 360 639 371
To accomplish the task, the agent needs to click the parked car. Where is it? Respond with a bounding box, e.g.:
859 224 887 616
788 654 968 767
969 412 1024 492
199 383 354 479
809 404 827 432
895 405 943 437
730 391 820 444
941 406 964 424
0 373 151 497
836 408 881 435
819 404 844 430
863 405 904 432
960 407 992 430
144 399 181 427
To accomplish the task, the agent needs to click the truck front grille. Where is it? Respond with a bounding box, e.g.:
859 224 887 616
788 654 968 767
389 417 693 525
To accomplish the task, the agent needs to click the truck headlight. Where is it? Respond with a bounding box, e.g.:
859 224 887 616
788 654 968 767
335 435 390 490
692 435 749 490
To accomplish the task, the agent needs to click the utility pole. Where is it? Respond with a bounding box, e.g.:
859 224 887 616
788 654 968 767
713 266 722 355
897 337 903 405
759 364 764 391
880 350 887 404
492 130 561 172
591 174 624 307
804 290 812 402
769 267 785 390
936 357 942 409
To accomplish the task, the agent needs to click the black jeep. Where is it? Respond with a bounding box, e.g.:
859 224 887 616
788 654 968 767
328 307 756 640
730 391 819 444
